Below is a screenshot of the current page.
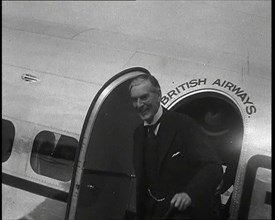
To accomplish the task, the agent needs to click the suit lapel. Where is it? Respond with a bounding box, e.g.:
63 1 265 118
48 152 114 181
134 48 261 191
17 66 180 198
135 109 177 175
157 110 177 171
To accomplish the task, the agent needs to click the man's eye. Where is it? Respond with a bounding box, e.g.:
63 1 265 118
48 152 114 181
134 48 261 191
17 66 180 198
141 95 148 101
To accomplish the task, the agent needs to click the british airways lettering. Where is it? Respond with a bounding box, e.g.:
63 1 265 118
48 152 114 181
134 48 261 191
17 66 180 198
161 78 207 105
212 79 256 116
161 78 257 117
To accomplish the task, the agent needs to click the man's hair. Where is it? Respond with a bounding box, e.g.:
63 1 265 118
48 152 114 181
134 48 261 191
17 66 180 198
129 74 161 95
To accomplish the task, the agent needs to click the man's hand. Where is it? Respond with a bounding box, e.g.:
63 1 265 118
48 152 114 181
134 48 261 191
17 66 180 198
170 192 192 211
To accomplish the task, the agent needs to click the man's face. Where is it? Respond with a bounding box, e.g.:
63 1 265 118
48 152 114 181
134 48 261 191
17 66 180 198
130 80 161 123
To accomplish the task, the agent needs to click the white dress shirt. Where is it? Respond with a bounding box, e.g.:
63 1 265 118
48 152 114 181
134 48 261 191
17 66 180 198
144 105 163 135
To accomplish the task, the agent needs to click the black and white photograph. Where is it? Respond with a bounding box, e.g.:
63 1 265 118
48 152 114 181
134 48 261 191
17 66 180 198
2 1 271 219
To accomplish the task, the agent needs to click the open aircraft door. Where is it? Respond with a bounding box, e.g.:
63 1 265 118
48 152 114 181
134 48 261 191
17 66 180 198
66 67 150 219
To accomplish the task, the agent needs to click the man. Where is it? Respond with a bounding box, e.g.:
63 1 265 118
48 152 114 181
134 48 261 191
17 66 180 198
129 74 223 219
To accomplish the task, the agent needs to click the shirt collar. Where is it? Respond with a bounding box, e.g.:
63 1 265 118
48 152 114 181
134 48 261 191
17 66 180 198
144 105 163 126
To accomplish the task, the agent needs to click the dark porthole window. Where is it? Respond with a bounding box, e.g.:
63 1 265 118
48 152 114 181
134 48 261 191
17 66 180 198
2 119 15 162
30 130 78 181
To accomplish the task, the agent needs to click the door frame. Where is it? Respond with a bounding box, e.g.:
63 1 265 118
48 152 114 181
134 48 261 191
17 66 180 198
166 88 245 219
65 67 150 220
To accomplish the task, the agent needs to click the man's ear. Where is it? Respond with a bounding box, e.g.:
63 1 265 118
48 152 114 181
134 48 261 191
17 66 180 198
158 91 162 102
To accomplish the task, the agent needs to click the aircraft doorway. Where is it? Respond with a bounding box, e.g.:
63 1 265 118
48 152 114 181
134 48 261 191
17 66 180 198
169 91 244 219
66 67 150 220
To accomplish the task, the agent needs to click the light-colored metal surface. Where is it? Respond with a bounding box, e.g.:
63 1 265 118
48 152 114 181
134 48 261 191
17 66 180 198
2 1 271 80
248 168 271 219
2 184 67 220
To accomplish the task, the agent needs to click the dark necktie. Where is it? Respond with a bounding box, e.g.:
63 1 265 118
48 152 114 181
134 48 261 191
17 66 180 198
144 120 162 190
145 116 162 138
144 120 161 166
145 123 159 139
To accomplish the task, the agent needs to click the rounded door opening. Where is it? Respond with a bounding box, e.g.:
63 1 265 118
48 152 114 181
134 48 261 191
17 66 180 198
170 91 244 219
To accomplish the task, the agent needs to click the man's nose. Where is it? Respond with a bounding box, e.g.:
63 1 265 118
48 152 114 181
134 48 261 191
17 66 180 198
136 98 144 108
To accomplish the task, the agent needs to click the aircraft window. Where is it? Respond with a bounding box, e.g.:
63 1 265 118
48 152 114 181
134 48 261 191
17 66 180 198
30 131 78 181
2 119 15 162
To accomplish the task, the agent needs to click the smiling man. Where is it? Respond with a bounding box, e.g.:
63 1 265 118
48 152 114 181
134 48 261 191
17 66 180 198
129 74 223 219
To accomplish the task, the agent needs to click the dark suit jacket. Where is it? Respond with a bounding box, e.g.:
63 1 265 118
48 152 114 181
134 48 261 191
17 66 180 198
133 109 223 219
